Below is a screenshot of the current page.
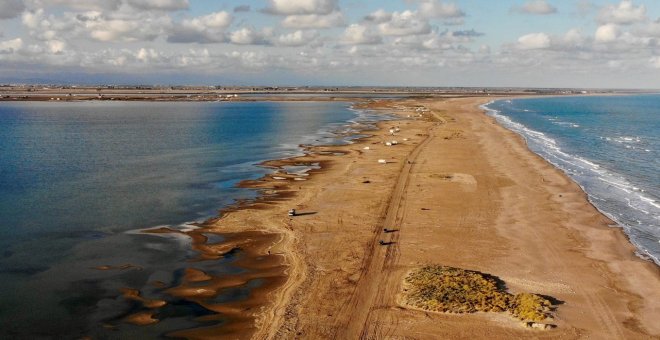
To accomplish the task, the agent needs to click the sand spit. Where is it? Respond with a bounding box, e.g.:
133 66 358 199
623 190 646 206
104 96 659 339
228 96 657 339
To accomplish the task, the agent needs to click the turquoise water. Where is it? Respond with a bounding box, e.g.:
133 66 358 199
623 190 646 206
485 95 660 266
0 101 382 337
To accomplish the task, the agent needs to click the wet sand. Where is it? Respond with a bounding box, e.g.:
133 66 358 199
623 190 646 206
193 96 660 339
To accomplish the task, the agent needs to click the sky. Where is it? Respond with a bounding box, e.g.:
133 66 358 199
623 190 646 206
1 0 660 88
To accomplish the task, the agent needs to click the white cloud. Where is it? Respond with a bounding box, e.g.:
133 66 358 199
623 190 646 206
515 0 558 15
418 1 465 19
364 9 392 23
136 48 159 62
517 32 551 49
281 11 344 29
47 39 65 54
71 46 216 70
21 9 43 30
20 8 173 43
639 19 660 37
0 38 23 54
89 18 163 42
126 0 189 11
229 27 272 45
226 50 270 69
561 28 586 47
34 0 122 11
595 24 619 43
341 24 382 45
2 0 660 87
391 29 480 51
187 11 233 29
265 0 337 15
0 0 26 19
598 0 646 25
378 11 431 36
168 11 233 43
276 30 319 46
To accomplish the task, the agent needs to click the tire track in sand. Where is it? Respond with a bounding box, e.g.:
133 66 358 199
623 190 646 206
337 111 437 339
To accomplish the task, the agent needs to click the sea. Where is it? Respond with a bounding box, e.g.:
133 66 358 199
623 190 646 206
485 95 660 266
0 100 388 338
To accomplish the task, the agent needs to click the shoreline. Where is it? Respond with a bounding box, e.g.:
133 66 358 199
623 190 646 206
196 95 660 339
480 97 660 267
121 102 396 338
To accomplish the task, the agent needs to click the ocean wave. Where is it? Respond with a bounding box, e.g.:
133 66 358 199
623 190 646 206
553 121 580 128
482 102 660 267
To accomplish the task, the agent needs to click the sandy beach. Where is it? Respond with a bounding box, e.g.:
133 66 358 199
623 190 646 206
179 96 660 339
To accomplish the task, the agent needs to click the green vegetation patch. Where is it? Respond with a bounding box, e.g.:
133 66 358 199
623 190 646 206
403 265 553 322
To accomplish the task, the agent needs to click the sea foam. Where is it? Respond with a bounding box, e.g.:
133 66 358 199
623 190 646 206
482 98 660 267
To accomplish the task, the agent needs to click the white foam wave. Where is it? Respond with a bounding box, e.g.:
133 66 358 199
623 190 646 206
482 101 660 267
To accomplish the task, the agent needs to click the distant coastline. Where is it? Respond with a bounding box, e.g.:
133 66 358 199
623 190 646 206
0 85 647 102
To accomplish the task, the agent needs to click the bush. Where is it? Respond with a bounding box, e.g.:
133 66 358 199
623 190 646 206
403 265 553 321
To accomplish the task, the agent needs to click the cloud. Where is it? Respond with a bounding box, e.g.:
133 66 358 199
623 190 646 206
3 0 660 87
517 32 551 49
341 24 382 45
561 28 586 47
21 9 43 30
186 11 233 29
126 0 189 11
167 11 233 43
639 19 660 37
281 11 344 29
364 9 391 23
378 11 431 36
264 0 338 16
595 24 619 43
35 0 122 11
0 38 23 54
453 29 485 38
0 0 26 19
276 30 319 46
71 47 215 70
418 0 465 19
135 48 159 63
89 17 166 42
46 39 65 54
19 8 177 44
598 0 646 25
513 0 558 15
228 27 272 45
391 29 483 51
233 5 250 13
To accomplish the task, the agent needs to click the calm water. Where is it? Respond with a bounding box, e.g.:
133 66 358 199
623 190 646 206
0 101 380 338
485 95 660 266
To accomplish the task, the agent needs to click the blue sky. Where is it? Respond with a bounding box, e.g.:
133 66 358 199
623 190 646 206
1 0 660 88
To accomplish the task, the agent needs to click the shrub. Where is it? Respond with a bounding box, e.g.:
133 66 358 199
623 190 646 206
403 265 553 321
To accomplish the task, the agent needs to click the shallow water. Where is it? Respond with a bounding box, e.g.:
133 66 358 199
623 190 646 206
0 101 385 337
485 95 660 266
